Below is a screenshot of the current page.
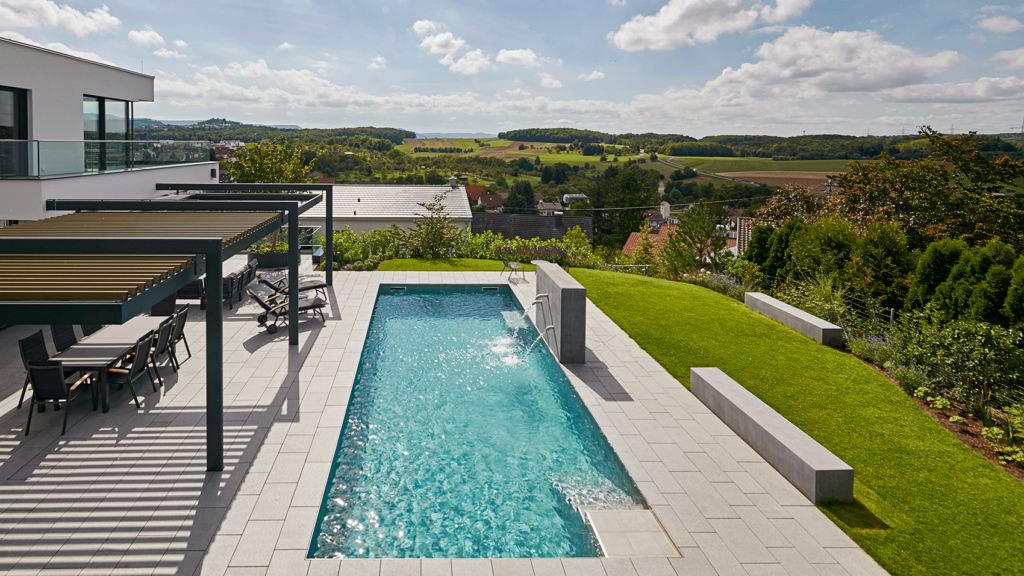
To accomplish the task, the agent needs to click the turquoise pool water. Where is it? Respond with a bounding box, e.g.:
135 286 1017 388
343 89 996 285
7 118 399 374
309 285 641 559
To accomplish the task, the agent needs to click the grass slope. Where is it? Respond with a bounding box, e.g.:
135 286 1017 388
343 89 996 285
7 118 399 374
377 258 537 272
570 269 1024 576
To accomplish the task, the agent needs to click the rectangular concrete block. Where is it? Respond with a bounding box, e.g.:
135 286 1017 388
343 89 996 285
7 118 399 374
535 262 586 363
744 292 843 348
690 368 853 503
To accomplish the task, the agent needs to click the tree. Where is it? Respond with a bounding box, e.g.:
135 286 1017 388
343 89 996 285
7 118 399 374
745 224 774 266
601 165 660 247
224 138 313 252
844 221 915 308
408 191 463 258
661 201 728 278
906 238 969 309
503 180 538 215
754 185 827 227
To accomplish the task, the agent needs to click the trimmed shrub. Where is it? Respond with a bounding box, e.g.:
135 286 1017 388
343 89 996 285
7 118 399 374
906 238 969 309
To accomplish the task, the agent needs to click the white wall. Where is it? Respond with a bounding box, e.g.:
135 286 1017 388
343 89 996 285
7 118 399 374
0 162 218 221
0 38 154 141
300 217 472 235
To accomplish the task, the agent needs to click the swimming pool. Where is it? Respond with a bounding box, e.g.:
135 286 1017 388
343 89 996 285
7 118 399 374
309 285 642 559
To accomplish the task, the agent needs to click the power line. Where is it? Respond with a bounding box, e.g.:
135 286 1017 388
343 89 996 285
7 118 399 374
552 194 775 213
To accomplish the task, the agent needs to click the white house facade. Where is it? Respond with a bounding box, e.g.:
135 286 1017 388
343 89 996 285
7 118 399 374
0 37 218 223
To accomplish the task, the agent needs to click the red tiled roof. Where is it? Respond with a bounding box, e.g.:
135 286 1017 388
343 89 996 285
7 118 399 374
621 225 736 256
466 186 487 205
478 194 505 208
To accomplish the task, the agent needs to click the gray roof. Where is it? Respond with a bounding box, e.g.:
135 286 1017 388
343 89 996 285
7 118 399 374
302 185 472 220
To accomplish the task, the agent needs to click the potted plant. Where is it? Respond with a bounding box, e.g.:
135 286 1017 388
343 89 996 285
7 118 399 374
248 241 290 269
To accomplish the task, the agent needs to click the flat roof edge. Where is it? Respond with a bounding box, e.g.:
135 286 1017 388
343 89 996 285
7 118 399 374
0 36 155 80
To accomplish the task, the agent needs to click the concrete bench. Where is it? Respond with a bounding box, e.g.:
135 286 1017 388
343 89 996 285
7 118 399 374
745 292 843 348
535 262 586 364
691 367 854 503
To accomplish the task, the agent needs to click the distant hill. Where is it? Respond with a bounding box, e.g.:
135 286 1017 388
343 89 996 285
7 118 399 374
418 132 497 139
131 118 414 145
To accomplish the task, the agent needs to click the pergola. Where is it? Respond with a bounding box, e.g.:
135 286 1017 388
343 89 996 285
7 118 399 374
0 184 335 471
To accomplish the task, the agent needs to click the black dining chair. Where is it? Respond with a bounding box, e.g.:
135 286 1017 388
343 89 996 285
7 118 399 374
50 325 78 354
149 317 175 384
169 305 192 368
106 331 154 408
81 325 103 338
18 330 50 410
25 360 95 436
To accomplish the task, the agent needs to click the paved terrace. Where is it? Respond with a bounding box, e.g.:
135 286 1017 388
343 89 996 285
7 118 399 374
0 265 888 576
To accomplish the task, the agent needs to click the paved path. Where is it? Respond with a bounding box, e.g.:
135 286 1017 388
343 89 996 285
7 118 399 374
0 268 888 575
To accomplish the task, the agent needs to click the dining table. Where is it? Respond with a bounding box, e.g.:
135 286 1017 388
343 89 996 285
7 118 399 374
55 316 166 412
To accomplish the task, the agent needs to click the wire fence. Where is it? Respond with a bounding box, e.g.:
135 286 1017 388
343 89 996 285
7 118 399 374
760 275 1024 416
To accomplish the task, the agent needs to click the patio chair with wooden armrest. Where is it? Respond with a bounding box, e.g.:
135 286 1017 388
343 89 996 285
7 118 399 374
168 305 191 368
255 272 329 300
106 331 154 408
50 324 78 354
25 360 96 436
247 289 326 335
501 258 525 279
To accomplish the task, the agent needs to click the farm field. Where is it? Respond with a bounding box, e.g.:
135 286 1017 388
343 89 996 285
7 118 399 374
719 170 837 191
662 156 867 173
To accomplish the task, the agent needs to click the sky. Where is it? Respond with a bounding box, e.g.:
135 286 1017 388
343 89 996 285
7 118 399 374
4 0 1024 137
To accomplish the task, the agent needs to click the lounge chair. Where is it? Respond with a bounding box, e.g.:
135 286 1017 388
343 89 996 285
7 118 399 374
255 272 329 300
501 258 525 279
247 289 326 334
25 360 96 436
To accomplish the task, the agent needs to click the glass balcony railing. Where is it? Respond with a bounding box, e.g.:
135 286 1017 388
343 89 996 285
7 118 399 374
0 140 212 179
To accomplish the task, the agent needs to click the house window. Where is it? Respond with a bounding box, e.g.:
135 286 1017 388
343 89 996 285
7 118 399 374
1 86 28 177
83 95 130 171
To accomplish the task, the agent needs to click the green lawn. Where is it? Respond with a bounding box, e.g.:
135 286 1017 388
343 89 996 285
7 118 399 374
377 258 537 272
569 269 1024 576
662 156 868 173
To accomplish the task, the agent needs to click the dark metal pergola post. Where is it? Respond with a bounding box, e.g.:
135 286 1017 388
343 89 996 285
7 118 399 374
288 208 300 345
206 243 224 471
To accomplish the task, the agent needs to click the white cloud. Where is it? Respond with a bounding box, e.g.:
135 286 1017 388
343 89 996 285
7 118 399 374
702 26 961 101
540 73 563 88
0 30 113 63
278 42 294 49
969 33 987 42
128 27 163 46
977 15 1024 32
173 39 187 47
420 31 465 57
367 55 387 70
876 76 1024 103
609 0 627 5
759 0 814 23
0 0 120 37
579 70 606 81
608 0 813 51
506 88 531 96
449 49 490 75
412 19 442 36
153 47 185 59
497 48 539 68
994 47 1024 68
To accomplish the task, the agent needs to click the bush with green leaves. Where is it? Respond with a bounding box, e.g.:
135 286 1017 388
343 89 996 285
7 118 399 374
906 238 969 309
845 220 915 308
886 312 1024 424
783 217 857 281
1003 256 1024 329
762 217 806 280
931 237 1017 324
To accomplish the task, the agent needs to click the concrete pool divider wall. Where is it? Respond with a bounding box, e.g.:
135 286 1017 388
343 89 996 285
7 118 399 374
691 367 855 503
534 262 587 363
744 292 844 348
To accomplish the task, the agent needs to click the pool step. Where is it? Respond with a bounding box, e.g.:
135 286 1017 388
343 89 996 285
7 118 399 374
584 509 681 558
